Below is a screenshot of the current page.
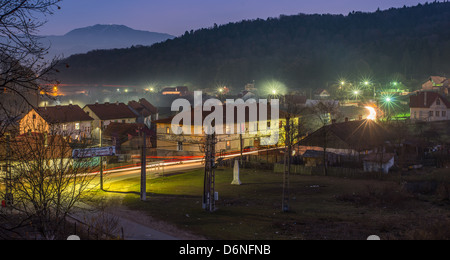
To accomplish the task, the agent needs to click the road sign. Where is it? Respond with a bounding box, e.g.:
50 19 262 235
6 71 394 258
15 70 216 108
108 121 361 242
72 147 116 159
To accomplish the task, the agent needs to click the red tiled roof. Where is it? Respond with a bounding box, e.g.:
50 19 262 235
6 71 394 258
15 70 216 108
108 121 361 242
103 122 154 138
128 99 158 117
85 103 136 120
410 91 450 109
138 98 158 114
299 119 390 150
36 105 93 124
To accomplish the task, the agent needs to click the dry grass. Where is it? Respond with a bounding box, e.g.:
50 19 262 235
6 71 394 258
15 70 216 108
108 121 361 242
96 168 450 240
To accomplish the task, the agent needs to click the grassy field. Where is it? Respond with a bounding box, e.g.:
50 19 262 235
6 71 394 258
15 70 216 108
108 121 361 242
95 167 450 240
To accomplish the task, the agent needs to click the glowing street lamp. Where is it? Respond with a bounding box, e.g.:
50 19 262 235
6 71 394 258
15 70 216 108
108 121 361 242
352 90 361 101
365 106 377 121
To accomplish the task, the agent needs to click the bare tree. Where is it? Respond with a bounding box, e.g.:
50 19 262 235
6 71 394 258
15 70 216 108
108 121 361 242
305 100 342 176
0 0 62 137
0 129 97 240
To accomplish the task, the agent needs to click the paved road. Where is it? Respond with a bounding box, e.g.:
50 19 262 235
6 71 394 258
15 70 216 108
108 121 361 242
81 162 205 240
105 161 204 182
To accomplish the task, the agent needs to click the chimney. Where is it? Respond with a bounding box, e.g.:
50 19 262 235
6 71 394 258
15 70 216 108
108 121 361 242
424 92 427 107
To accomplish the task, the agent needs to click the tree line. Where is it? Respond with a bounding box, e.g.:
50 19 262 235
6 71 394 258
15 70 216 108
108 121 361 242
56 2 450 91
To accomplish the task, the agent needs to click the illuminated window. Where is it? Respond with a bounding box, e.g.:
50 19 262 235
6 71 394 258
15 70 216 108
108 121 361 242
166 127 170 134
63 124 68 130
226 125 232 134
75 123 80 130
226 141 231 150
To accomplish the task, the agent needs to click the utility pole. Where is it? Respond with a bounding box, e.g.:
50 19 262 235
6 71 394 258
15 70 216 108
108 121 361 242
282 116 291 212
141 129 147 201
203 133 217 212
240 133 243 166
99 126 104 191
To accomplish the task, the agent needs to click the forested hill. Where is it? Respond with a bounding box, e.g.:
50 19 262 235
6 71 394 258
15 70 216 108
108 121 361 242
56 2 450 90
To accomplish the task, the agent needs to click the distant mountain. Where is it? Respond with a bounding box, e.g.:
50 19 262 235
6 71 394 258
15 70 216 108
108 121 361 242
43 24 175 59
56 2 450 90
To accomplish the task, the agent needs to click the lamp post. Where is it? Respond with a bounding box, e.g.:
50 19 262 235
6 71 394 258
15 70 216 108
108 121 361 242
99 125 104 191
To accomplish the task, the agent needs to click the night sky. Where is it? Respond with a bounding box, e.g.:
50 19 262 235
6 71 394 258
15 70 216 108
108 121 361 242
41 0 429 36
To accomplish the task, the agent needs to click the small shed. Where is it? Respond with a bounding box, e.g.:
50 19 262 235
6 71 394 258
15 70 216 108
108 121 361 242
363 153 395 174
302 150 339 167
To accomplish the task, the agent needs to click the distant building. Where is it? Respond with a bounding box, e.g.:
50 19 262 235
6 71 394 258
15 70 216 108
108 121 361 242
245 83 257 92
422 76 450 96
83 102 137 141
161 86 189 96
20 105 94 141
238 91 257 101
314 89 331 99
410 91 450 121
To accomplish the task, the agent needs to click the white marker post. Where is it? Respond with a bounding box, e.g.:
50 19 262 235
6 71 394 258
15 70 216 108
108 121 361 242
231 159 242 185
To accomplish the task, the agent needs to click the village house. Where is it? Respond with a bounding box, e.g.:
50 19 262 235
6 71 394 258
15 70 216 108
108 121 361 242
19 105 94 141
153 104 294 157
298 119 391 162
128 98 159 130
103 122 155 155
83 102 137 142
302 150 340 167
410 91 450 122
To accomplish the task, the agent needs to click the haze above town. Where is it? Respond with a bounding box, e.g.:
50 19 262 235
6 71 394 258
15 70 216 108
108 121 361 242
41 0 428 36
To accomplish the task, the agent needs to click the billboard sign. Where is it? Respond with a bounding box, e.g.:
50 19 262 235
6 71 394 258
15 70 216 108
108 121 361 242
72 147 116 159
